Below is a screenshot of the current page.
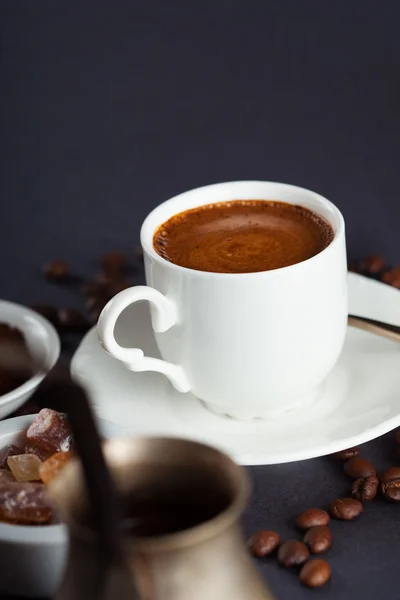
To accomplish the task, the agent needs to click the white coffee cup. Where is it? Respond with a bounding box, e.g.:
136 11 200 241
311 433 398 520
98 181 347 420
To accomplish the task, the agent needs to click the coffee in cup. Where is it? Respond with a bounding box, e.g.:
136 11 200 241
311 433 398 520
153 200 334 274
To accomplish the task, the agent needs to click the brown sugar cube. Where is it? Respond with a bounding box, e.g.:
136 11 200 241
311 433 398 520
0 469 16 484
26 409 73 454
39 451 73 484
0 482 52 524
24 443 54 462
7 454 42 482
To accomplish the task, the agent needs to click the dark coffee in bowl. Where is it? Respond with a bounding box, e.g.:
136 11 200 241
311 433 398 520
153 200 334 274
0 324 34 396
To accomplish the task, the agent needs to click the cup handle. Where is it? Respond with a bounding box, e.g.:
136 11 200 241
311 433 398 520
97 286 191 393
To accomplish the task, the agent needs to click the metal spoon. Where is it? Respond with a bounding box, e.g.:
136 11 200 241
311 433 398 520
348 314 400 343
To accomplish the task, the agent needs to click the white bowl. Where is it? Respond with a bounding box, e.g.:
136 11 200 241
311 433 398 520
0 414 129 598
0 300 61 418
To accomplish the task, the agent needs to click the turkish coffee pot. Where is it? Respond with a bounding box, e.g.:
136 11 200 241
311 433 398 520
29 376 274 600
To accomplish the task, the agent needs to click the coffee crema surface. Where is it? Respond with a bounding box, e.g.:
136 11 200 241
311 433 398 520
153 200 334 273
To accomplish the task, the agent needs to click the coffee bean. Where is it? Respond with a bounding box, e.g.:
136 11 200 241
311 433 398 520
381 483 400 502
85 296 100 311
101 252 127 276
85 294 109 311
303 526 332 554
390 266 400 279
332 447 360 460
380 467 400 502
380 466 400 483
343 457 376 479
277 540 309 568
58 308 89 332
359 255 385 274
31 304 59 327
248 530 280 557
107 279 130 297
330 498 363 520
81 280 108 297
299 559 331 588
43 260 70 281
382 271 395 285
95 273 131 296
347 261 359 273
296 508 330 531
352 475 379 502
382 267 400 288
96 272 116 286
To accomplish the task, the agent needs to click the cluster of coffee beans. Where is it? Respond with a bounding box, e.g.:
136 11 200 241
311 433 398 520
248 431 400 589
248 512 332 589
31 249 143 334
349 254 400 287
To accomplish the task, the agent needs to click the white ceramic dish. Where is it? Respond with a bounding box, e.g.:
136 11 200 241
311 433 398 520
0 414 128 598
0 300 60 418
72 273 400 466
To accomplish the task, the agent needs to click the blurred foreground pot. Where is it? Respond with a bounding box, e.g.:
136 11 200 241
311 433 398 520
50 437 274 600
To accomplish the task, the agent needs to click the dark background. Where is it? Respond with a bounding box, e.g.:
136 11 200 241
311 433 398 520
1 1 400 599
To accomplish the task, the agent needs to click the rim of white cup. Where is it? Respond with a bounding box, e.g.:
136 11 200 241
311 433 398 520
141 180 345 278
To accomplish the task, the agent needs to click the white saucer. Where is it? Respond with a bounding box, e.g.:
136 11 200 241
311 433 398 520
71 273 400 465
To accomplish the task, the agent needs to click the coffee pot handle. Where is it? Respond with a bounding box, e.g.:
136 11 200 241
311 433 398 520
97 286 191 393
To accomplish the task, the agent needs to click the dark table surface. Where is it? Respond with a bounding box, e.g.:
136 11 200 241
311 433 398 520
1 1 400 598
